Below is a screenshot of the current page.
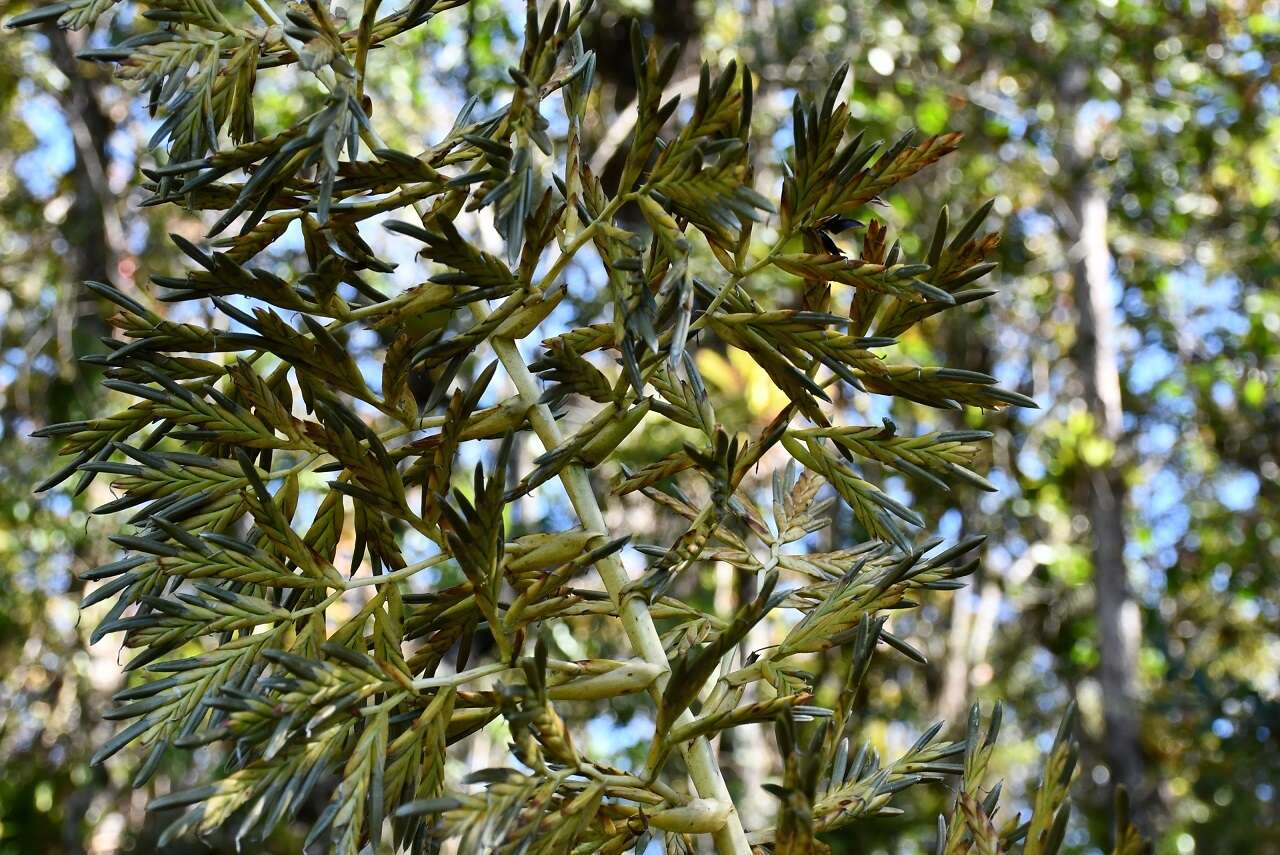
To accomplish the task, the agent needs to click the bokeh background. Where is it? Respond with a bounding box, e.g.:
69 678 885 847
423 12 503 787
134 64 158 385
1 0 1278 852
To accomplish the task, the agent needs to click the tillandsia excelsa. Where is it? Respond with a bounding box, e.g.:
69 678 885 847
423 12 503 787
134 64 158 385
9 0 1135 851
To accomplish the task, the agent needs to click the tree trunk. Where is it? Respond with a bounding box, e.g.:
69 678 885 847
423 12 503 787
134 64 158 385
1060 69 1147 825
41 27 123 855
45 25 121 374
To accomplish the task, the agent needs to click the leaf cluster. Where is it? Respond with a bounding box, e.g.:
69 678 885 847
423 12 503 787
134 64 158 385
7 0 1114 851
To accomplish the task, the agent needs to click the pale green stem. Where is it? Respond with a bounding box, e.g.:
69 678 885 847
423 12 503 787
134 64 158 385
344 551 451 589
409 660 511 690
475 325 753 854
263 421 431 480
531 194 630 292
290 589 345 618
360 690 409 715
691 235 788 330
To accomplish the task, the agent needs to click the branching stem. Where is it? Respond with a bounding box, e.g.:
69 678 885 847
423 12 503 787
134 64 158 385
261 22 752 849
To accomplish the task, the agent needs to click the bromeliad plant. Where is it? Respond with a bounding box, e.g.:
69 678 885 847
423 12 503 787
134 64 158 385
13 0 1114 851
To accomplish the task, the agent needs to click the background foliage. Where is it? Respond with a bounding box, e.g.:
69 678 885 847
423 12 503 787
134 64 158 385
0 0 1276 853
